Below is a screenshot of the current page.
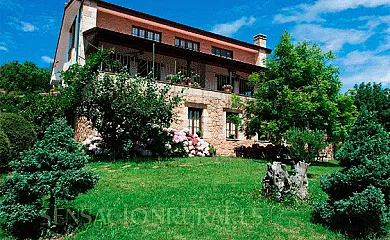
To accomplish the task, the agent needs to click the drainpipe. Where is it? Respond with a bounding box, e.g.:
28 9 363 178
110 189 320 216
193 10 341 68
75 0 85 64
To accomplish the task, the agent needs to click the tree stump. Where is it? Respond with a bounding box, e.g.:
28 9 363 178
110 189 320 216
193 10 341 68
262 161 310 200
290 161 310 200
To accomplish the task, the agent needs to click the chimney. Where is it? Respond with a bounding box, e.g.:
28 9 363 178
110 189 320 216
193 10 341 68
254 34 267 48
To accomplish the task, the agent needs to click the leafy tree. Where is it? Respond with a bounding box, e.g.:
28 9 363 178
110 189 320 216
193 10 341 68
313 109 390 238
0 118 99 239
0 112 37 163
62 49 182 158
245 32 356 145
0 61 51 93
348 82 390 132
18 93 70 139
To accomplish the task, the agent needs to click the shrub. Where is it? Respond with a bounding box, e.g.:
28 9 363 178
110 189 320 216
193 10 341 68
284 128 327 163
312 109 390 238
0 112 36 161
0 129 10 168
336 109 390 167
0 118 99 239
313 186 387 238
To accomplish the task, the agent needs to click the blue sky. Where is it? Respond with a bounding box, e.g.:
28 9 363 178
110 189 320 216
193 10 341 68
0 0 389 91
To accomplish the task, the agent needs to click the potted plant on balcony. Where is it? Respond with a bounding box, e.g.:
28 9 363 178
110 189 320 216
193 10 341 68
222 84 233 93
165 74 174 83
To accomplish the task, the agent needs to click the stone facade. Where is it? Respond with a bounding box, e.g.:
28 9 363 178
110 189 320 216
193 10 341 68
169 85 257 156
73 83 257 157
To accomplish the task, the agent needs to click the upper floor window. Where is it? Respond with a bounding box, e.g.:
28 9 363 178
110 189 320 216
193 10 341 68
216 74 230 91
68 19 76 61
132 26 161 42
238 78 254 96
212 47 233 59
174 37 199 52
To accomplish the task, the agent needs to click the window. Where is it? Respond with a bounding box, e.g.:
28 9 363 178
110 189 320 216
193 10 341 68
212 47 233 59
238 78 254 96
174 37 200 52
139 29 145 38
138 59 163 80
148 31 153 40
216 74 230 91
68 20 76 61
132 27 138 36
226 112 239 139
132 26 161 42
188 108 202 135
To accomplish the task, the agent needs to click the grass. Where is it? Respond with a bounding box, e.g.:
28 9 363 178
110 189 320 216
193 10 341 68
48 157 343 240
0 157 345 239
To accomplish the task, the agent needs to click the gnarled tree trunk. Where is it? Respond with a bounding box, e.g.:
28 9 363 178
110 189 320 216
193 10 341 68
262 161 310 200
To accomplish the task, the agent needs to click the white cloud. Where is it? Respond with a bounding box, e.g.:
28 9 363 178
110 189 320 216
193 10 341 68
41 56 54 63
339 38 390 90
21 22 36 32
0 46 8 51
274 0 390 23
8 17 38 32
291 24 371 52
211 16 256 37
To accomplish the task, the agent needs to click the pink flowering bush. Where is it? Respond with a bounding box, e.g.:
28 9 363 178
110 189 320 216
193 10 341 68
82 125 214 158
158 127 212 157
82 131 106 156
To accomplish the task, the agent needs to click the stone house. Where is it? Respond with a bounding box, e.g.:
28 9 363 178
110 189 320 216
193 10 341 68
51 0 272 156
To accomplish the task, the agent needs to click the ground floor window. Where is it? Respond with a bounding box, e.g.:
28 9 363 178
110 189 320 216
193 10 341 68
226 112 239 139
188 108 202 135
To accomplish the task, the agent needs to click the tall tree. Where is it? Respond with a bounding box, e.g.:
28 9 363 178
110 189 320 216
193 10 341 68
245 31 355 144
348 82 390 132
0 61 51 93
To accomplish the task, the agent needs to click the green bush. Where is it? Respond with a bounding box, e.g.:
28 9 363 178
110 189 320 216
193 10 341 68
0 112 37 161
313 109 390 238
284 128 327 163
0 129 10 168
313 186 387 238
336 110 390 167
0 118 99 239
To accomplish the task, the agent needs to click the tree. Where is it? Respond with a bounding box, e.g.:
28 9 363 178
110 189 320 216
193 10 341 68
62 49 182 158
0 61 51 93
0 112 37 164
245 32 356 145
313 109 390 238
0 119 99 239
348 82 390 132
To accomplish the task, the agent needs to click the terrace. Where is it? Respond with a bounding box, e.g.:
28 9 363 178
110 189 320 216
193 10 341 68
83 27 264 96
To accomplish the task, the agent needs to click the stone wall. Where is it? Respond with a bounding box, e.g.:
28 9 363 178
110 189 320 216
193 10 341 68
73 84 257 156
169 85 257 156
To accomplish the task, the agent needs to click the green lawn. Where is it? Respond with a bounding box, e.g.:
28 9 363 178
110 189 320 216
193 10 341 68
57 157 342 240
1 157 345 239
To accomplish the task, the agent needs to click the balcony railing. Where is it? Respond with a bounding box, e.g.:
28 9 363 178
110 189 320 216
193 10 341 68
99 53 254 97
